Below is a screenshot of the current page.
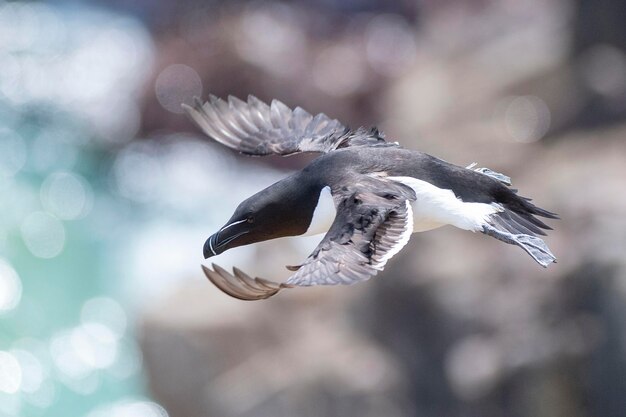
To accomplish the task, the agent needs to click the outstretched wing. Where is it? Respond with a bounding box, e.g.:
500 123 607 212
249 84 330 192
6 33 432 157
202 176 416 300
183 94 394 156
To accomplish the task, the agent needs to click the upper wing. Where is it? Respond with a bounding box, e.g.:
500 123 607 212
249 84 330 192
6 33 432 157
202 176 416 300
182 94 394 156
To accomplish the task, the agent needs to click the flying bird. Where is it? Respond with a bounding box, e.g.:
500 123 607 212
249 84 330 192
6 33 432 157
183 95 557 301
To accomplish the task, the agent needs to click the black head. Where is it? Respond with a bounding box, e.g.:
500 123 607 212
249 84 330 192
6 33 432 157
204 176 322 258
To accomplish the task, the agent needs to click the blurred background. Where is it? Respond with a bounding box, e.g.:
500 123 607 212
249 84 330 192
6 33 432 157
1 0 625 416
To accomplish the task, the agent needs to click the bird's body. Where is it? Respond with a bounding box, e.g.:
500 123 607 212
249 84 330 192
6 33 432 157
183 95 557 300
259 147 520 234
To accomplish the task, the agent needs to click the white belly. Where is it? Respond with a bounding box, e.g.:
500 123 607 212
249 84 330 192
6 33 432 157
302 178 501 237
388 176 501 233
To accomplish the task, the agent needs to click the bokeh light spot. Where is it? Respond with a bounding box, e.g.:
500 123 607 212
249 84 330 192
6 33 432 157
25 378 56 408
0 259 22 313
87 399 169 417
313 45 366 97
365 14 416 77
70 323 119 370
579 44 626 98
20 212 66 259
0 54 20 105
81 297 128 340
0 129 27 178
236 4 305 77
504 95 551 143
445 336 502 400
155 64 202 114
41 171 93 220
50 330 91 380
113 144 162 202
11 350 44 394
0 351 22 394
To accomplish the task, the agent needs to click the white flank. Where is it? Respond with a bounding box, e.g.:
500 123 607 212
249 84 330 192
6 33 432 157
303 186 336 236
387 176 501 232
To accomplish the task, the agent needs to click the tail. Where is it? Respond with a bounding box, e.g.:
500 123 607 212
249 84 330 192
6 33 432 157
424 159 558 267
465 164 558 266
482 223 556 267
485 187 558 267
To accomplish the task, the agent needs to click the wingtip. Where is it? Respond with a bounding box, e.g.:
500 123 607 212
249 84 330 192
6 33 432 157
247 94 264 106
201 263 289 301
227 94 244 107
200 263 212 278
270 98 289 111
182 97 204 117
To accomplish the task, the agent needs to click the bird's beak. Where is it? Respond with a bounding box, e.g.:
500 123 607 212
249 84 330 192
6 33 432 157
203 233 221 259
203 219 250 259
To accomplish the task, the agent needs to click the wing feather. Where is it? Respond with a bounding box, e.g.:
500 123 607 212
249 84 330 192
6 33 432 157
183 95 397 156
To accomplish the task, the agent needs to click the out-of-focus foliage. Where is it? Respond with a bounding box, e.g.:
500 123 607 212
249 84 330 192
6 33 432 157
1 0 626 416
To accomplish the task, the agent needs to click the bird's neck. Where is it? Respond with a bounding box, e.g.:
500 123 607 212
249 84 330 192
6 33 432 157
267 174 330 237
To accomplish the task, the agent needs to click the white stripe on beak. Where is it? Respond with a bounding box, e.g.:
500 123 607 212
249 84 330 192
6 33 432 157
219 218 247 233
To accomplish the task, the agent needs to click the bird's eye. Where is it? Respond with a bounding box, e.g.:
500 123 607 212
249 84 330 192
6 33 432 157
247 215 255 224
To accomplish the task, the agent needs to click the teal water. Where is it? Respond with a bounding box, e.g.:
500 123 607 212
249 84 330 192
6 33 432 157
0 3 165 416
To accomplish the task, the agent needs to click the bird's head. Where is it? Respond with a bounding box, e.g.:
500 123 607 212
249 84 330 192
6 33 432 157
203 177 321 259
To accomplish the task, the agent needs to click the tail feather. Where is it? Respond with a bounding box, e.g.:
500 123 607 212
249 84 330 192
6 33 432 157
482 224 556 267
531 205 559 219
491 212 539 236
491 184 557 236
508 211 548 235
483 179 557 267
